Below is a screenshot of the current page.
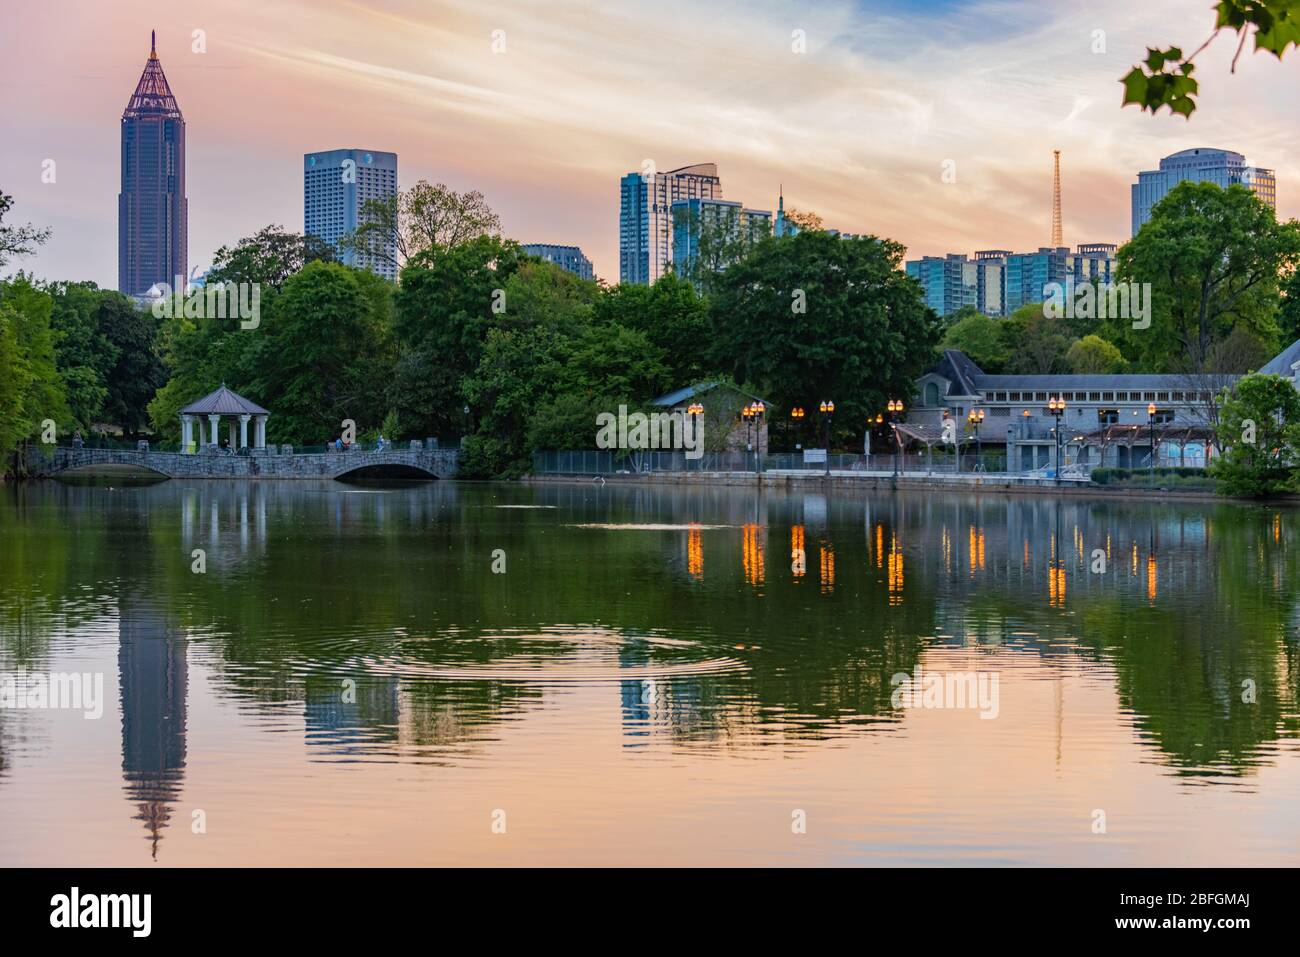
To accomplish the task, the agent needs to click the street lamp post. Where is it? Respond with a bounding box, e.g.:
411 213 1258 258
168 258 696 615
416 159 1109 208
790 406 806 468
1048 396 1066 486
1147 401 1157 483
819 400 835 477
687 402 704 471
752 401 766 474
887 399 904 476
967 408 984 472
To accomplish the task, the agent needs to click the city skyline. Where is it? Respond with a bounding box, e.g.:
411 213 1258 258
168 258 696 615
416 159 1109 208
2 0 1298 288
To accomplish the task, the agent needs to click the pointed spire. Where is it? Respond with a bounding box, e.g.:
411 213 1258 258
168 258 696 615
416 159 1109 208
124 32 181 118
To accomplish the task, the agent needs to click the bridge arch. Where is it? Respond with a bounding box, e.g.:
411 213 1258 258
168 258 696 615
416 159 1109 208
333 462 441 481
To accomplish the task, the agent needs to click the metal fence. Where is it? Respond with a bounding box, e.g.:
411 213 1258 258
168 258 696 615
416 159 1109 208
532 449 1022 476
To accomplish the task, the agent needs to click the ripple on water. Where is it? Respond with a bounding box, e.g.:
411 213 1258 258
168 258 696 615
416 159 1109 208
342 624 748 684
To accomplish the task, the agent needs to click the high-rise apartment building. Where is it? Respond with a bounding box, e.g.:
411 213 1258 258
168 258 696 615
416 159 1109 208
905 255 977 318
619 163 723 284
908 244 1115 318
671 198 772 287
304 149 398 280
522 244 595 281
119 32 187 296
1131 148 1276 235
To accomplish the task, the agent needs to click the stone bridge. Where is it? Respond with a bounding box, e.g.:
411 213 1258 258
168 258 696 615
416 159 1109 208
30 446 459 481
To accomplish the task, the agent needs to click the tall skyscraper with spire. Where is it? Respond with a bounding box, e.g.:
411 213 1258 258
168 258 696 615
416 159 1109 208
119 31 187 296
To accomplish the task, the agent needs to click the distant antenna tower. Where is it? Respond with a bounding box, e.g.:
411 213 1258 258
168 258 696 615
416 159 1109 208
1050 150 1063 248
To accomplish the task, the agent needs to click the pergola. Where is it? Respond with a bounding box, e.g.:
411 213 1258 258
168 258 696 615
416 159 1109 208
1070 423 1216 469
178 384 271 452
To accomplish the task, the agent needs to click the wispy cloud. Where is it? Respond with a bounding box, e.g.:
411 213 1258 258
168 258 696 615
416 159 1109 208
2 0 1296 285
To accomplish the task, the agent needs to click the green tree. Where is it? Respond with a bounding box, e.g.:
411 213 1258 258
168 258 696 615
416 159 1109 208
1111 181 1300 372
1210 373 1300 496
0 304 34 464
392 236 527 439
1001 304 1075 375
0 191 50 268
1124 2 1300 116
97 294 165 436
342 181 502 269
1280 266 1300 344
593 274 712 385
249 262 393 443
0 276 68 474
206 225 334 290
707 231 938 446
1065 334 1125 374
941 310 1009 372
46 281 116 426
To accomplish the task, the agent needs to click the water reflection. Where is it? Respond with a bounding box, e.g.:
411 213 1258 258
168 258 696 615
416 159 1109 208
118 594 187 860
3 479 1300 863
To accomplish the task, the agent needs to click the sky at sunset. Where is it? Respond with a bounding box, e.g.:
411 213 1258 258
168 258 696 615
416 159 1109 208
2 0 1298 287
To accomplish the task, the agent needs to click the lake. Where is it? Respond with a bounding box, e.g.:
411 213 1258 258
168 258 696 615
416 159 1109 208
2 478 1299 866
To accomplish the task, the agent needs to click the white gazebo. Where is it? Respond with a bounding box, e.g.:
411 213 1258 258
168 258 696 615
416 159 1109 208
179 384 271 452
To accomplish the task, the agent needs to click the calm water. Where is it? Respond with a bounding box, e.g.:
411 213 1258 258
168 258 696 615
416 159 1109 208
2 478 1299 866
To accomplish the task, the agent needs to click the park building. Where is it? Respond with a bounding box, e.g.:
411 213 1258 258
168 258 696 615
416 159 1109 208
899 343 1300 473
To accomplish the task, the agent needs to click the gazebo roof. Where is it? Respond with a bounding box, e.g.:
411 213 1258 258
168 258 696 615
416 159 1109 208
180 385 269 416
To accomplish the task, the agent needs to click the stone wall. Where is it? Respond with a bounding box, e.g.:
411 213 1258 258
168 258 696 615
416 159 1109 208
35 447 460 480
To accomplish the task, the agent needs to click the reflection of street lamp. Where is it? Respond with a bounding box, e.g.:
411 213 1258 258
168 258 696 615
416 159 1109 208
887 399 904 476
1147 401 1157 482
967 408 984 471
742 403 756 473
687 402 704 470
1048 396 1066 485
819 400 835 476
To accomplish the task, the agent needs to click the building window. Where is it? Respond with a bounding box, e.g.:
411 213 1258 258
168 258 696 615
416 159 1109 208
1153 409 1175 424
1098 409 1119 424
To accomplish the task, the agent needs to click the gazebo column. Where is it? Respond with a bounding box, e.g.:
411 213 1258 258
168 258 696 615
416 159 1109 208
227 419 238 449
208 414 220 447
180 415 192 451
239 414 250 449
258 416 268 448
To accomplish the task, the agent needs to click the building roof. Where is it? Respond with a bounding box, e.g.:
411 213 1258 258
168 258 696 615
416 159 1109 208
928 336 1300 395
652 381 771 408
124 32 182 118
179 385 269 416
1258 337 1300 376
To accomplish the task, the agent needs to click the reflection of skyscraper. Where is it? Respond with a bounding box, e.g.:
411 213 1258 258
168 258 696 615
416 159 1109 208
118 596 187 860
119 32 187 296
304 676 400 756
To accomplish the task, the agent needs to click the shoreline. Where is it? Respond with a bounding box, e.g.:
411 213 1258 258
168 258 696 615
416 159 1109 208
521 469 1282 504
